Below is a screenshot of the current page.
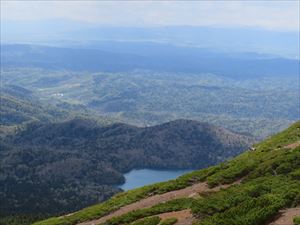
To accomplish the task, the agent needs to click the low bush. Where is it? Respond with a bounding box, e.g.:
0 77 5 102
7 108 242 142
130 216 160 225
159 217 178 225
294 217 300 225
192 176 300 225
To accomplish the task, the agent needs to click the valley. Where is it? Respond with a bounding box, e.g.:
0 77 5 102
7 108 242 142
1 66 298 138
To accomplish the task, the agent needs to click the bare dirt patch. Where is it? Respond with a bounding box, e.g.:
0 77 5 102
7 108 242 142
77 181 239 225
158 209 194 225
268 208 300 225
284 141 300 150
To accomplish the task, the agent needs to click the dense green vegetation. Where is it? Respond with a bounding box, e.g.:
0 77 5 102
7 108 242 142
193 176 299 225
33 121 300 225
294 216 300 225
159 218 177 225
1 68 298 137
130 216 160 225
0 214 45 225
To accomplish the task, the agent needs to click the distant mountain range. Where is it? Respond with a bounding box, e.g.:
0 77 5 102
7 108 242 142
2 24 299 58
2 44 299 79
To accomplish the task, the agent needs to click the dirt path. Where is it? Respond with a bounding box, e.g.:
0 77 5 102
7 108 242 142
158 209 194 225
284 141 300 150
268 208 300 225
77 181 239 225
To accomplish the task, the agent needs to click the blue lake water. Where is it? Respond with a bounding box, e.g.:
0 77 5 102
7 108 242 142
118 169 193 191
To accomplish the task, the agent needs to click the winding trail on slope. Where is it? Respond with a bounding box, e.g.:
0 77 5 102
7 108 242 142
77 181 240 225
268 208 300 225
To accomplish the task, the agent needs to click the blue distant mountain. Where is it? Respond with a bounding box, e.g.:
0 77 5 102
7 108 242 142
2 21 299 58
1 43 299 79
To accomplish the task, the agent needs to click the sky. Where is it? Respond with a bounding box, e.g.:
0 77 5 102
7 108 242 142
1 0 300 31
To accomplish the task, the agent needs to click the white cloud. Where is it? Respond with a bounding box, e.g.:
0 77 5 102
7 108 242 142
1 0 299 31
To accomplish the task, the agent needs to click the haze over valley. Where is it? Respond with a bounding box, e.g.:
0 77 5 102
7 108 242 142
0 1 299 225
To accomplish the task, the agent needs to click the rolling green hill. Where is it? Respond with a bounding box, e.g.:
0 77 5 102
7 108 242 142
32 121 300 225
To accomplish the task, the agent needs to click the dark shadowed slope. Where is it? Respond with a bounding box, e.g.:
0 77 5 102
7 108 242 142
9 118 255 170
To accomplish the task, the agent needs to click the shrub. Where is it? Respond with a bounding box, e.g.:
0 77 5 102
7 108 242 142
294 217 300 225
159 217 178 225
130 216 160 225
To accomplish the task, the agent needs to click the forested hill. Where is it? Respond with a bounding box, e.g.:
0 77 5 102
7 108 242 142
0 85 114 130
0 85 70 126
0 118 254 225
4 118 254 171
33 121 300 225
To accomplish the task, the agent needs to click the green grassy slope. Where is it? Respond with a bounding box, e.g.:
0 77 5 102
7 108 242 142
32 121 300 225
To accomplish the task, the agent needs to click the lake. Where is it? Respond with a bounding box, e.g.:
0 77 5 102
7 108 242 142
118 169 193 191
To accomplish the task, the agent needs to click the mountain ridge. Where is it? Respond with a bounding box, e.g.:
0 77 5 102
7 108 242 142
2 44 299 79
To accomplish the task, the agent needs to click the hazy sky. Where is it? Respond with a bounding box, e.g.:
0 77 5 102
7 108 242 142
1 0 299 31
